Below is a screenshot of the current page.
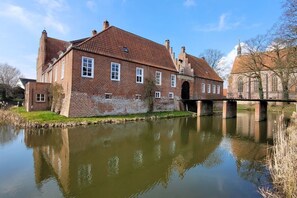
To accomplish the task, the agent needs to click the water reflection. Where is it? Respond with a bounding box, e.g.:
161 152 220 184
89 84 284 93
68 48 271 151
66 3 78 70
2 112 285 198
0 125 20 146
24 118 223 197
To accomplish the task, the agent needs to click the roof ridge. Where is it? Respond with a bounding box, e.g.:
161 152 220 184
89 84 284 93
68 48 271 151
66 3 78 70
76 26 113 47
47 36 70 44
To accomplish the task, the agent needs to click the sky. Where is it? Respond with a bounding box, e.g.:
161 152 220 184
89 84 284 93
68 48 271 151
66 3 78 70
0 0 283 79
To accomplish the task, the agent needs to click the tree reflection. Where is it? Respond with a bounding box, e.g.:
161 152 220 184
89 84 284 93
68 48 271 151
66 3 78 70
202 149 223 168
0 125 19 146
236 159 270 186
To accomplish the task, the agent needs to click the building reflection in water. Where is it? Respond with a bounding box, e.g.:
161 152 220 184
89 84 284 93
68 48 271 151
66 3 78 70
23 112 281 197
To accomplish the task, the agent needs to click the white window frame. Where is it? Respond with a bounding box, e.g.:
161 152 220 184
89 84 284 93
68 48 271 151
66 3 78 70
207 84 211 93
81 56 94 78
111 62 120 81
155 91 161 98
135 94 141 100
36 94 45 102
212 84 216 94
217 85 220 94
168 92 174 99
201 83 205 93
49 71 52 83
136 67 144 83
61 60 65 80
155 71 162 85
171 74 176 87
54 66 58 82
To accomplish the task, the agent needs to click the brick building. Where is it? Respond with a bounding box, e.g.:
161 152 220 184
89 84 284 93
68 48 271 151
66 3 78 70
25 21 223 117
228 44 297 100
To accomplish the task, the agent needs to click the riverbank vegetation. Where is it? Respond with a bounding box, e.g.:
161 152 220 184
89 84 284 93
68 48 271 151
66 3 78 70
260 113 297 197
0 107 195 128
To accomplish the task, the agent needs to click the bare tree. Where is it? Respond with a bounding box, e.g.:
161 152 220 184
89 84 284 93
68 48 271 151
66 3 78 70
199 49 224 71
0 63 22 99
278 0 297 44
239 35 268 99
0 63 22 87
262 42 297 100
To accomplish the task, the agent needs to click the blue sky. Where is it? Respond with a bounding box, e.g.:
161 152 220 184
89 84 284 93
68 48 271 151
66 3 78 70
0 0 283 78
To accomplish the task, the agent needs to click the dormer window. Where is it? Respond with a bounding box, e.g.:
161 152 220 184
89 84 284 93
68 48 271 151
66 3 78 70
123 47 129 53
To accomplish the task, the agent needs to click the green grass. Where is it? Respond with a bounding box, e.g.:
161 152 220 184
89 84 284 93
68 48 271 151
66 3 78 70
10 107 194 124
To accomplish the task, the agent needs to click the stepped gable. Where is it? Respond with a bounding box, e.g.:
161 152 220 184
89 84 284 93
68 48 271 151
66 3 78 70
186 54 223 81
75 26 177 71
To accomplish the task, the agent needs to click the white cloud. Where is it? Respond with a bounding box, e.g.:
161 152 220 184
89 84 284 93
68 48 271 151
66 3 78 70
86 0 97 12
195 13 241 32
35 0 66 11
216 42 248 88
0 4 34 29
184 0 196 7
0 2 69 34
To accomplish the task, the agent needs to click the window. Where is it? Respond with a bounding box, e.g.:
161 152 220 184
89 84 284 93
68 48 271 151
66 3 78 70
168 92 174 99
105 93 112 99
61 60 65 79
36 94 45 102
207 84 211 93
201 83 205 93
212 84 216 94
155 71 162 85
135 94 141 100
136 67 143 83
254 79 259 92
171 74 176 87
238 77 243 92
217 85 220 94
155 91 161 98
111 62 120 81
81 57 94 78
49 71 52 83
272 75 278 91
54 66 58 82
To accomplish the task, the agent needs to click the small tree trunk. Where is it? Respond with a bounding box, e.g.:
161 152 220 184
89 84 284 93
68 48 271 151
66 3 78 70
282 84 290 100
258 79 264 99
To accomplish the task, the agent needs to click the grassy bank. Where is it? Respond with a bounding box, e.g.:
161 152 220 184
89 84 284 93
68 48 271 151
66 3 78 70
260 113 297 197
5 107 195 128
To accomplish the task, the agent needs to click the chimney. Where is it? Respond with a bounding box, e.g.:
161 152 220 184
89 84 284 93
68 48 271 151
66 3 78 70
181 46 186 53
165 39 170 50
92 29 97 36
103 20 109 30
42 29 47 38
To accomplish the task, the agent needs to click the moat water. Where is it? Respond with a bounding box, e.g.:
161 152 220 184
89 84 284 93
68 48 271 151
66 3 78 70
0 111 284 198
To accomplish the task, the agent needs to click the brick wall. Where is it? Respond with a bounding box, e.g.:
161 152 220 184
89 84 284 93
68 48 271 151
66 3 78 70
25 82 51 111
65 50 179 117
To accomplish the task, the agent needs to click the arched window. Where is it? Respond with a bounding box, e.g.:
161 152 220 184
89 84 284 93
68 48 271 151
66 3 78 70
237 77 243 93
272 75 278 92
254 78 259 92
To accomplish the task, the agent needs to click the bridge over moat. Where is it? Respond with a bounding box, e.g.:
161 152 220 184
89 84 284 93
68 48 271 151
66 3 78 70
182 99 297 121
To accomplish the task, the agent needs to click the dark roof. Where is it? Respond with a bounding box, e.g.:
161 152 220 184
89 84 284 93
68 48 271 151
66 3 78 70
75 26 176 71
19 78 36 88
186 54 223 82
45 37 70 65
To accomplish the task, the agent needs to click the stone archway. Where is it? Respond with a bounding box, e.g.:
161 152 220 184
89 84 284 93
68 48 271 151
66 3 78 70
181 81 190 99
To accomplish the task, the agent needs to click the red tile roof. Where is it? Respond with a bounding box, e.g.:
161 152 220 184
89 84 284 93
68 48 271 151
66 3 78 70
75 26 177 71
231 48 293 74
186 54 223 82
